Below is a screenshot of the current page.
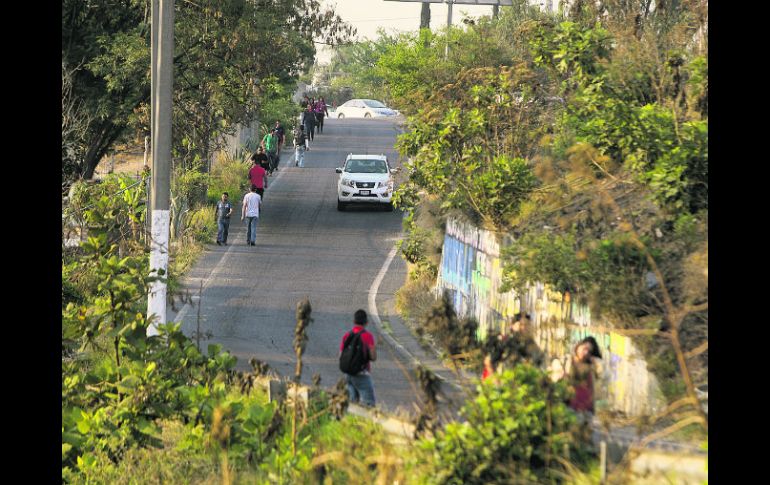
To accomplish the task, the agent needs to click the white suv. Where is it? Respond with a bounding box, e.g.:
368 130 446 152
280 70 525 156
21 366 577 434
336 154 398 211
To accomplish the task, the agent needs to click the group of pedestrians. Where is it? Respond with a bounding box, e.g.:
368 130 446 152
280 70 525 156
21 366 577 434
337 308 604 419
213 138 272 247
294 96 330 168
214 184 263 247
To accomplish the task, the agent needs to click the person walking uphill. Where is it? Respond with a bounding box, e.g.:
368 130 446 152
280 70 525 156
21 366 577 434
339 309 377 407
215 192 233 246
314 98 329 134
241 186 262 246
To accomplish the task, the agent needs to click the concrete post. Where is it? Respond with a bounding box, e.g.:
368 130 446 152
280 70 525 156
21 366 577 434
445 0 453 59
147 0 174 336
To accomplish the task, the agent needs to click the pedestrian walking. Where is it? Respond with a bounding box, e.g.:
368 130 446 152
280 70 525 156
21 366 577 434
261 129 279 173
313 100 323 134
293 124 306 167
339 309 377 407
481 312 543 382
252 147 270 174
505 312 544 367
302 104 316 143
241 186 262 246
314 98 328 134
215 192 233 246
273 120 285 155
248 156 268 198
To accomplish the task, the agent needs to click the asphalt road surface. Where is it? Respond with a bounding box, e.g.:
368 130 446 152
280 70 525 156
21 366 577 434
168 117 421 414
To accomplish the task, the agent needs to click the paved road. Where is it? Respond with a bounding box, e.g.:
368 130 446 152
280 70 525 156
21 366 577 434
169 117 424 414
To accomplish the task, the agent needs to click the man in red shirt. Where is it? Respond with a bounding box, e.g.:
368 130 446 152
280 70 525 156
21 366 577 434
339 309 377 407
248 157 268 199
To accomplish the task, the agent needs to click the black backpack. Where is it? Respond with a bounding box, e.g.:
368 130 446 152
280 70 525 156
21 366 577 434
339 330 368 375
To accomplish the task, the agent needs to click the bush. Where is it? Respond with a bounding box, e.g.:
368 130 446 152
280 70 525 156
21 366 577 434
420 365 580 484
182 206 217 244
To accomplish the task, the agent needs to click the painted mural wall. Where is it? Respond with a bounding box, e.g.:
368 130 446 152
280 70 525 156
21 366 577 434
436 218 666 417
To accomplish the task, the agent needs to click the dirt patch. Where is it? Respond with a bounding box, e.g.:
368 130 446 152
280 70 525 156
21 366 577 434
93 144 148 179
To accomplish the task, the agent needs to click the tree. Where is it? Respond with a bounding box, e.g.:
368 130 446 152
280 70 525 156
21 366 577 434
420 2 431 29
62 0 355 187
62 0 148 184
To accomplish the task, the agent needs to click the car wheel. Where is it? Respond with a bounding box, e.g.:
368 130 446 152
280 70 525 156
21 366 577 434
337 199 346 211
384 202 394 212
364 112 372 118
338 113 345 119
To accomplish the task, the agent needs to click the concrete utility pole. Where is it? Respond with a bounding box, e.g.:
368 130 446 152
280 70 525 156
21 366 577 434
445 0 453 59
147 0 174 337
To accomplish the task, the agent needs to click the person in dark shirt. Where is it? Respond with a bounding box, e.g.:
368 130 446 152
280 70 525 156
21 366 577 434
301 104 316 143
215 192 233 245
251 147 270 173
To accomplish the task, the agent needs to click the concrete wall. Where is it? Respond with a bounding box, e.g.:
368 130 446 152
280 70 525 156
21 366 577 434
435 217 666 417
220 118 260 160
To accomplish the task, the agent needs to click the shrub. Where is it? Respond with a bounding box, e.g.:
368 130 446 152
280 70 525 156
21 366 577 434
420 365 580 484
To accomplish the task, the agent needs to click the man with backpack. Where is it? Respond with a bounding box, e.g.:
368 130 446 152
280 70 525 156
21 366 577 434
339 309 377 407
292 124 306 167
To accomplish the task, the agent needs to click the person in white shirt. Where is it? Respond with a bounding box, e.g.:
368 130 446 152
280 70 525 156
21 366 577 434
241 186 262 246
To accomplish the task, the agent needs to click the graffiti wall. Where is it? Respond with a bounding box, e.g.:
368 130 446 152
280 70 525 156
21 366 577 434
436 218 666 417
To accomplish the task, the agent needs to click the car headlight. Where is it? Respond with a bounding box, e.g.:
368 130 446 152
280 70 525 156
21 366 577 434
340 178 355 187
378 179 394 188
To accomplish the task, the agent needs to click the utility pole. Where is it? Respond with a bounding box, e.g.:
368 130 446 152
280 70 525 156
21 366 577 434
445 0 453 59
383 1 513 58
147 0 174 336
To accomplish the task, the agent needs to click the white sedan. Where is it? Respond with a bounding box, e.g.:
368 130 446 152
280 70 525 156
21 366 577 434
334 99 398 119
336 154 398 211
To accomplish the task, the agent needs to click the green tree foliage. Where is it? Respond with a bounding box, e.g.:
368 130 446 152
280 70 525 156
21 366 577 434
396 66 543 229
62 0 148 183
62 0 355 186
316 31 397 103
377 1 707 416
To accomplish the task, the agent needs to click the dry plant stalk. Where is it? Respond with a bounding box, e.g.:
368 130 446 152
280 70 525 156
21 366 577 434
292 297 313 457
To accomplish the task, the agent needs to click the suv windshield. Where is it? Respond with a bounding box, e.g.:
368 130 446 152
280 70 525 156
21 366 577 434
363 100 387 108
345 159 388 174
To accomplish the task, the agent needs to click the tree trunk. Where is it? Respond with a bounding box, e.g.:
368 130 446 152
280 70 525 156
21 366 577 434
420 2 431 30
81 121 124 180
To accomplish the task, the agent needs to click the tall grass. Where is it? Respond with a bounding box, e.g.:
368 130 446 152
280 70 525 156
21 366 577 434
207 153 250 205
